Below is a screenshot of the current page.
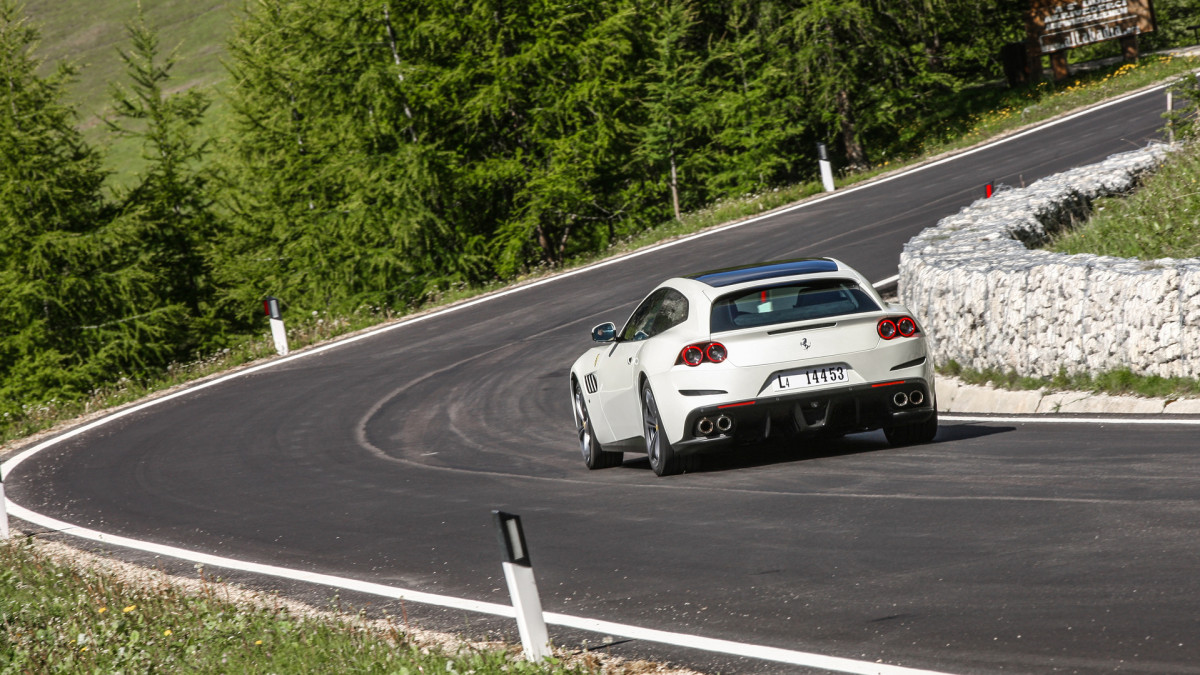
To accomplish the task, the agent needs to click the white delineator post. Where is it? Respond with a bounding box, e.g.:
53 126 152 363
1 478 10 540
1168 90 1175 144
264 296 289 356
493 510 551 661
817 142 835 192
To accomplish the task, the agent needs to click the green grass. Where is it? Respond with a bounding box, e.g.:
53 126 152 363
25 0 233 126
940 360 1200 399
1048 138 1200 259
942 131 1200 399
24 0 236 186
0 306 399 445
0 537 589 674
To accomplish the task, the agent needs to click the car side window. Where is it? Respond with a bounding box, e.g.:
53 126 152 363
651 288 689 335
621 289 666 341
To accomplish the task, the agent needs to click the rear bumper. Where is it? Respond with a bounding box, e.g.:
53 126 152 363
673 378 934 453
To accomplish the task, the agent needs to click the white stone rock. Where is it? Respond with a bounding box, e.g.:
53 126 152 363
899 143 1200 380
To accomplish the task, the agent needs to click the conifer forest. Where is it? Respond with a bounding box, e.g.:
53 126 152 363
3 0 1198 424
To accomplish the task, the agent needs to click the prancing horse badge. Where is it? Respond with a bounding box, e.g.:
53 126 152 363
800 338 812 350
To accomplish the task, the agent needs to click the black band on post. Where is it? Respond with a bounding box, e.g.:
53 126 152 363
492 510 531 567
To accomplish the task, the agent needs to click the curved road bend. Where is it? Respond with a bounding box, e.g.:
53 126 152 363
7 85 1200 674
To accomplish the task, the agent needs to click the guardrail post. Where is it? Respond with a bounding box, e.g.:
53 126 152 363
263 296 289 356
817 143 835 192
492 510 551 661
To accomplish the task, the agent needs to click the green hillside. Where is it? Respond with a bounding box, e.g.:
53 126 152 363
24 0 234 184
26 0 232 125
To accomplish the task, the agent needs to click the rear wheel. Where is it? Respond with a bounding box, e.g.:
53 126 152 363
884 411 939 447
573 382 622 469
642 382 694 476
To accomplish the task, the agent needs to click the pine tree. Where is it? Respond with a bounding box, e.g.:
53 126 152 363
217 0 477 318
635 0 706 222
484 0 644 272
779 0 955 171
0 1 116 412
107 8 220 351
697 0 808 194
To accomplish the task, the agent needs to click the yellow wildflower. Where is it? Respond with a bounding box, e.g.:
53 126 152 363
123 605 136 613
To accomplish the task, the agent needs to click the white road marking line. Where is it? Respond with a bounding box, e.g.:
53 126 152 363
3 501 955 675
0 84 1171 675
943 414 1200 425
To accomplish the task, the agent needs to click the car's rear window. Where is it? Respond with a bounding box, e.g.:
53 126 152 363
710 279 880 332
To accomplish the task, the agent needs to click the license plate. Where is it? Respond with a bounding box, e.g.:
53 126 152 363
774 365 852 391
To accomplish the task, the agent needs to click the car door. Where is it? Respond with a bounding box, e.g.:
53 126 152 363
597 289 666 441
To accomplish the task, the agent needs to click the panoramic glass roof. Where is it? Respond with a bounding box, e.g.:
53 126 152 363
688 258 839 287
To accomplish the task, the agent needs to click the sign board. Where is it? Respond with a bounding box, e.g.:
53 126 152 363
1030 0 1155 53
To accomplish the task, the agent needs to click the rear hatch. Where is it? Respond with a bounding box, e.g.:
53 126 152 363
717 314 882 367
707 277 884 367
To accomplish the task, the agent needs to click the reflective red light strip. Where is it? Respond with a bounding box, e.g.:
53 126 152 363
871 381 906 388
718 401 756 409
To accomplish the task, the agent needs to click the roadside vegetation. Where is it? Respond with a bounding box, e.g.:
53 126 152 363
7 0 1200 443
7 2 1200 670
949 73 1200 399
940 360 1200 400
0 537 597 674
1049 89 1200 260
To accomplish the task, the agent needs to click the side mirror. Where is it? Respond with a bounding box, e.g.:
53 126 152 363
591 322 617 343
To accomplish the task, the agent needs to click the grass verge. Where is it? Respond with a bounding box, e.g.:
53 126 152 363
0 534 652 674
1047 135 1200 259
940 361 1200 399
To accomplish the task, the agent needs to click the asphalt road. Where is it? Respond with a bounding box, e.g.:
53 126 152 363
7 85 1200 674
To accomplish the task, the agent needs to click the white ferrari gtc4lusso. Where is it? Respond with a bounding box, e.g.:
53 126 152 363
569 258 937 476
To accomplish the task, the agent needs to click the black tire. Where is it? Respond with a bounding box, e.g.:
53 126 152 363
884 410 939 447
573 381 622 469
642 382 694 476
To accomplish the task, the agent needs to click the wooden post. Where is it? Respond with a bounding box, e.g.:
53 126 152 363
1120 34 1139 61
1050 51 1069 82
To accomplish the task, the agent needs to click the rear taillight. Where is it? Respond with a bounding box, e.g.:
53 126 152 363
878 316 919 340
679 341 727 367
706 342 727 363
877 319 897 339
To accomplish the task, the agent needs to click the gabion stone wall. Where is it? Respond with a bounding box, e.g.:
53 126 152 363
899 143 1200 378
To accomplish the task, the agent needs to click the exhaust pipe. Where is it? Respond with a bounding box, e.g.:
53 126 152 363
716 415 733 433
696 417 715 436
893 391 909 408
909 389 925 406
